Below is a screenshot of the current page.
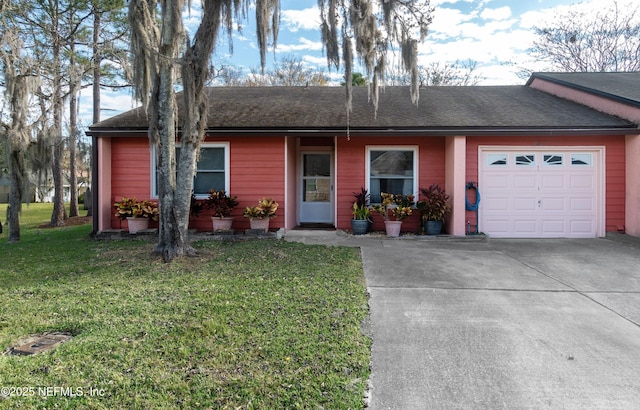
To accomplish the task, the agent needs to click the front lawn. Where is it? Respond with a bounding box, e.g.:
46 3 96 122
0 205 371 409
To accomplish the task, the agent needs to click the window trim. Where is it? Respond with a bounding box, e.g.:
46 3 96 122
151 142 230 199
365 145 419 203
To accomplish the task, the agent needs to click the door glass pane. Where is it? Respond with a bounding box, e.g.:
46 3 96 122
303 178 330 202
304 154 330 177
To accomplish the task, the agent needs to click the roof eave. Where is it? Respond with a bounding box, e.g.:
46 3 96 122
206 126 638 137
86 126 638 138
528 73 640 108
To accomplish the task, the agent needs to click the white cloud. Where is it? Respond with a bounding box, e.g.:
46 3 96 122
276 37 324 53
480 6 512 21
281 7 321 32
430 6 478 39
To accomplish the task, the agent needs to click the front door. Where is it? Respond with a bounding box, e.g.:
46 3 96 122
299 152 333 224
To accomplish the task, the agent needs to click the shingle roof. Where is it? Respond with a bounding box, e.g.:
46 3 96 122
89 85 635 135
528 72 640 107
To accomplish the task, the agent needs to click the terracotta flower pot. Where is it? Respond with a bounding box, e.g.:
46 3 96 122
384 220 402 237
126 217 149 234
212 216 233 232
250 218 270 232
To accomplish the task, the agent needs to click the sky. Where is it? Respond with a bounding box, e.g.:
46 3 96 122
91 0 637 123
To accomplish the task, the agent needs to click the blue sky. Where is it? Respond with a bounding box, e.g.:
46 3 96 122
92 0 636 123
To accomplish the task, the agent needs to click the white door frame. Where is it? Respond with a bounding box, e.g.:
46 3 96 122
298 150 334 225
478 145 606 238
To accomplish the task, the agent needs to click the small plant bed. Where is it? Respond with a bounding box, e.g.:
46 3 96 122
0 204 371 409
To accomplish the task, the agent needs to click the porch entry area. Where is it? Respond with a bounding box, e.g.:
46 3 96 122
298 151 334 225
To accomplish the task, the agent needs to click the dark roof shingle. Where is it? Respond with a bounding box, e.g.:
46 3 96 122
528 72 640 107
89 85 635 133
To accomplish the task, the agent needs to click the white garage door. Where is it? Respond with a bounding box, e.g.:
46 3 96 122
479 147 604 238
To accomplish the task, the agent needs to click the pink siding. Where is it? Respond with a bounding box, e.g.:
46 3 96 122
188 136 286 232
109 136 285 232
110 138 155 231
335 136 446 232
465 135 626 233
104 132 626 235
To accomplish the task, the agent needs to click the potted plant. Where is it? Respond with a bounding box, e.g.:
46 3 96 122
113 197 159 233
190 193 205 217
205 189 238 231
243 197 278 232
372 192 415 237
351 188 372 235
416 184 450 235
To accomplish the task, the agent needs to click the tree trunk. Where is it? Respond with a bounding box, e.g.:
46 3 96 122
68 35 80 218
146 0 195 262
8 150 24 243
88 4 101 219
50 3 66 227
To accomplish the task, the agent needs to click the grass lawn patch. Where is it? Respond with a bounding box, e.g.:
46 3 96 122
0 205 371 408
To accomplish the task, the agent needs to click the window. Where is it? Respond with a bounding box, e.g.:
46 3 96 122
367 147 417 203
487 153 508 166
152 143 230 198
543 154 563 166
571 153 592 166
515 154 535 166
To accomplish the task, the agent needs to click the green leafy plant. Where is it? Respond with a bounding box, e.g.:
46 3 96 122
417 184 450 222
352 188 372 220
352 202 372 220
114 197 159 220
190 193 205 217
243 197 279 219
205 189 238 218
372 192 415 221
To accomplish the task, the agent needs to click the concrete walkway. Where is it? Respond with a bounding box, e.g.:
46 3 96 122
285 231 640 409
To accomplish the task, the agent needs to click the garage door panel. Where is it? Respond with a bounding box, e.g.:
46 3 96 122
484 219 509 235
570 220 595 234
541 220 565 234
484 196 509 211
484 174 509 189
513 197 537 211
541 198 564 211
570 174 594 189
480 148 600 238
513 175 536 189
540 174 565 189
570 197 594 211
514 220 538 234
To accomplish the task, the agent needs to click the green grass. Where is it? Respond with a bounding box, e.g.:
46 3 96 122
0 204 371 409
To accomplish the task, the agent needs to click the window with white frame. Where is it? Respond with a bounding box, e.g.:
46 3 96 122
367 147 417 203
152 143 230 198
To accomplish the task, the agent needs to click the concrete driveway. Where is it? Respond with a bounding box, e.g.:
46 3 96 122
362 235 640 409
